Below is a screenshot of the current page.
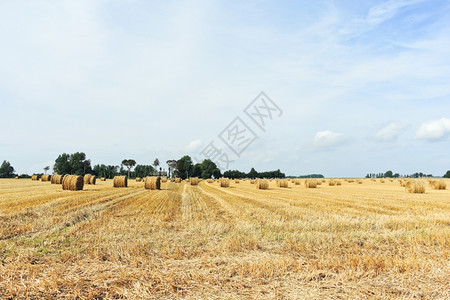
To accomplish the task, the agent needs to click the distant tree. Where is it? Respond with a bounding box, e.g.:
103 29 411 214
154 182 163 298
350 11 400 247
70 152 90 175
176 156 193 179
0 160 15 178
200 159 221 179
444 170 450 178
192 163 202 178
248 168 258 179
44 166 50 174
122 159 136 178
153 158 160 171
384 170 393 178
166 160 177 178
54 153 72 175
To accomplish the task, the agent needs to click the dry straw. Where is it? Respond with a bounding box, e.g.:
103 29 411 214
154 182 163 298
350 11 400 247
256 179 269 190
206 179 213 183
31 175 38 181
429 180 446 190
51 174 65 184
62 175 84 191
113 176 128 188
328 179 336 186
175 178 181 183
145 177 161 190
220 178 230 188
90 175 96 185
234 179 240 184
405 181 425 194
277 179 289 188
136 177 142 182
190 177 199 186
161 177 168 183
83 174 92 184
305 180 318 188
100 177 106 181
41 175 51 182
250 180 256 184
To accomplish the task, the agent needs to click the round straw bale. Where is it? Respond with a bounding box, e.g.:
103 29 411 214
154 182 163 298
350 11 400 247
51 174 65 184
256 179 269 190
41 174 51 182
113 176 128 188
190 177 199 185
206 179 213 183
220 178 230 188
161 177 168 183
100 177 106 181
405 181 425 193
136 177 142 182
305 180 318 188
90 175 96 185
175 178 181 183
62 175 84 191
277 179 289 188
145 176 161 190
84 174 92 184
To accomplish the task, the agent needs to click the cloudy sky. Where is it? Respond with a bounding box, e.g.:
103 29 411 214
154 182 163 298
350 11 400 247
1 0 449 177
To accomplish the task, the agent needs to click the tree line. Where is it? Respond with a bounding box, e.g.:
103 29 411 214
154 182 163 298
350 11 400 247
365 170 444 178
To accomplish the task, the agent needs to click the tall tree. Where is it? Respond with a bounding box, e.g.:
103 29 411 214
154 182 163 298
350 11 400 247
444 170 450 178
122 159 136 178
153 158 160 172
176 156 193 179
54 153 72 175
0 160 15 178
166 160 177 178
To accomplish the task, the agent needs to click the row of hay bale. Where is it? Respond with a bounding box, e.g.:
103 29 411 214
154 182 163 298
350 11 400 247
83 174 96 185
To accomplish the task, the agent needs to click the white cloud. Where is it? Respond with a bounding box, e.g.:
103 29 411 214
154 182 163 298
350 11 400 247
376 123 404 141
415 118 450 141
185 140 203 152
313 130 345 149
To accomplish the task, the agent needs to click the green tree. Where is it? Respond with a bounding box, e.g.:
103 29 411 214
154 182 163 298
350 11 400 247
199 159 221 179
384 170 393 178
444 170 450 178
176 156 193 179
70 152 90 175
166 160 177 178
0 160 15 178
54 153 72 175
248 168 258 179
122 159 136 178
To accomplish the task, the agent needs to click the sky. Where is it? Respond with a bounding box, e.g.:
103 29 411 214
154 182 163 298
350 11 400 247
0 0 449 177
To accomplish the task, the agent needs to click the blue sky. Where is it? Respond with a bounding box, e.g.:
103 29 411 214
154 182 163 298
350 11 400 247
0 0 449 177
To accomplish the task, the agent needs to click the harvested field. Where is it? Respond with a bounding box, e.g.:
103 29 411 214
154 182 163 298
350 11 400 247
0 178 448 299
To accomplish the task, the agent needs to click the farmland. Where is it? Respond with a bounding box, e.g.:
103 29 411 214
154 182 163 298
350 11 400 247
0 178 449 299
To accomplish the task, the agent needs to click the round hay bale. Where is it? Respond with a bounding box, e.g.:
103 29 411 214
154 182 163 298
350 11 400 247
429 180 446 190
234 179 240 184
113 176 128 188
136 177 142 182
305 180 318 188
190 177 199 186
90 175 96 185
336 180 342 186
145 176 161 190
100 177 106 181
51 174 65 184
15 176 19 179
277 179 289 188
31 175 39 181
62 175 84 191
405 181 425 193
175 178 181 183
250 179 256 184
219 178 230 188
161 177 168 183
84 174 92 184
256 179 269 190
206 179 213 183
328 179 336 186
41 174 51 182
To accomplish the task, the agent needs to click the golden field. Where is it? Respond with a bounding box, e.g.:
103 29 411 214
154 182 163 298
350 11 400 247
0 178 449 299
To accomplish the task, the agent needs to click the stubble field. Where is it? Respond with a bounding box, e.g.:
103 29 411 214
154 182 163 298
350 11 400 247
0 178 449 299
